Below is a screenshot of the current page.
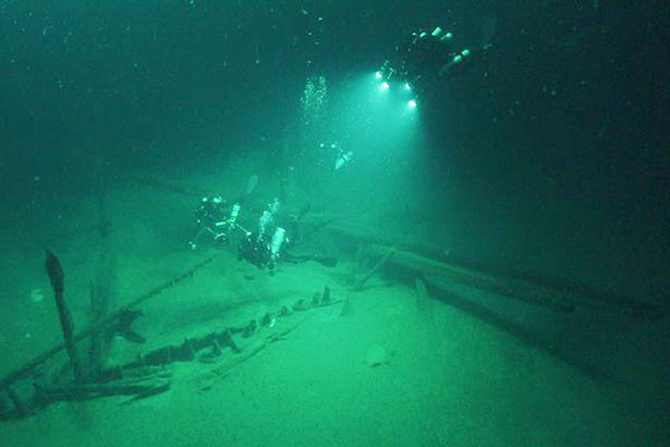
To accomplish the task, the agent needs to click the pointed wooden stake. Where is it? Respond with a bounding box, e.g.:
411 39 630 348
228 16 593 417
45 248 85 383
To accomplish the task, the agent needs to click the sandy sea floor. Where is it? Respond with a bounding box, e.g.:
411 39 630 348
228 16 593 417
0 170 667 446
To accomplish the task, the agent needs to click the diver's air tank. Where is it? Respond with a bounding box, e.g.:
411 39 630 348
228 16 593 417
228 203 241 228
270 227 286 259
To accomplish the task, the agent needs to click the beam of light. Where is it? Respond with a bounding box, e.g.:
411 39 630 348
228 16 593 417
379 81 390 92
404 82 411 91
375 71 383 79
408 99 417 108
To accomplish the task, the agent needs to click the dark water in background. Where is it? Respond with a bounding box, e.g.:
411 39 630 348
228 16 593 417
1 1 668 294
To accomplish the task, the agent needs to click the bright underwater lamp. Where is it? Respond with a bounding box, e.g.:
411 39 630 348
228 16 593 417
371 70 420 111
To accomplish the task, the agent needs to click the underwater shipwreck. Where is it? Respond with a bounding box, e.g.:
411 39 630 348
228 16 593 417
0 185 662 422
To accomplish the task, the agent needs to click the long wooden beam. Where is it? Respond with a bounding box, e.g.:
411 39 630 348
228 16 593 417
366 244 575 313
326 220 661 316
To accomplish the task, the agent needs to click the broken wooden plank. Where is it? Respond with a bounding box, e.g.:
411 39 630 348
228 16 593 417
352 248 396 291
39 379 170 402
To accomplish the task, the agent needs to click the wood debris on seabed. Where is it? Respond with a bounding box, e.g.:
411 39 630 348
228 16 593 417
0 266 340 421
324 219 663 318
319 218 664 381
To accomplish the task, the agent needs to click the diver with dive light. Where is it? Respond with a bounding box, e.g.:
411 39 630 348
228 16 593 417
378 25 491 96
188 196 244 250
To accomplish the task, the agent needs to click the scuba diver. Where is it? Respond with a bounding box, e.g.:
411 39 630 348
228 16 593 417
237 197 287 273
236 197 337 273
188 189 334 273
188 175 261 250
378 25 491 96
188 193 288 272
188 196 244 249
